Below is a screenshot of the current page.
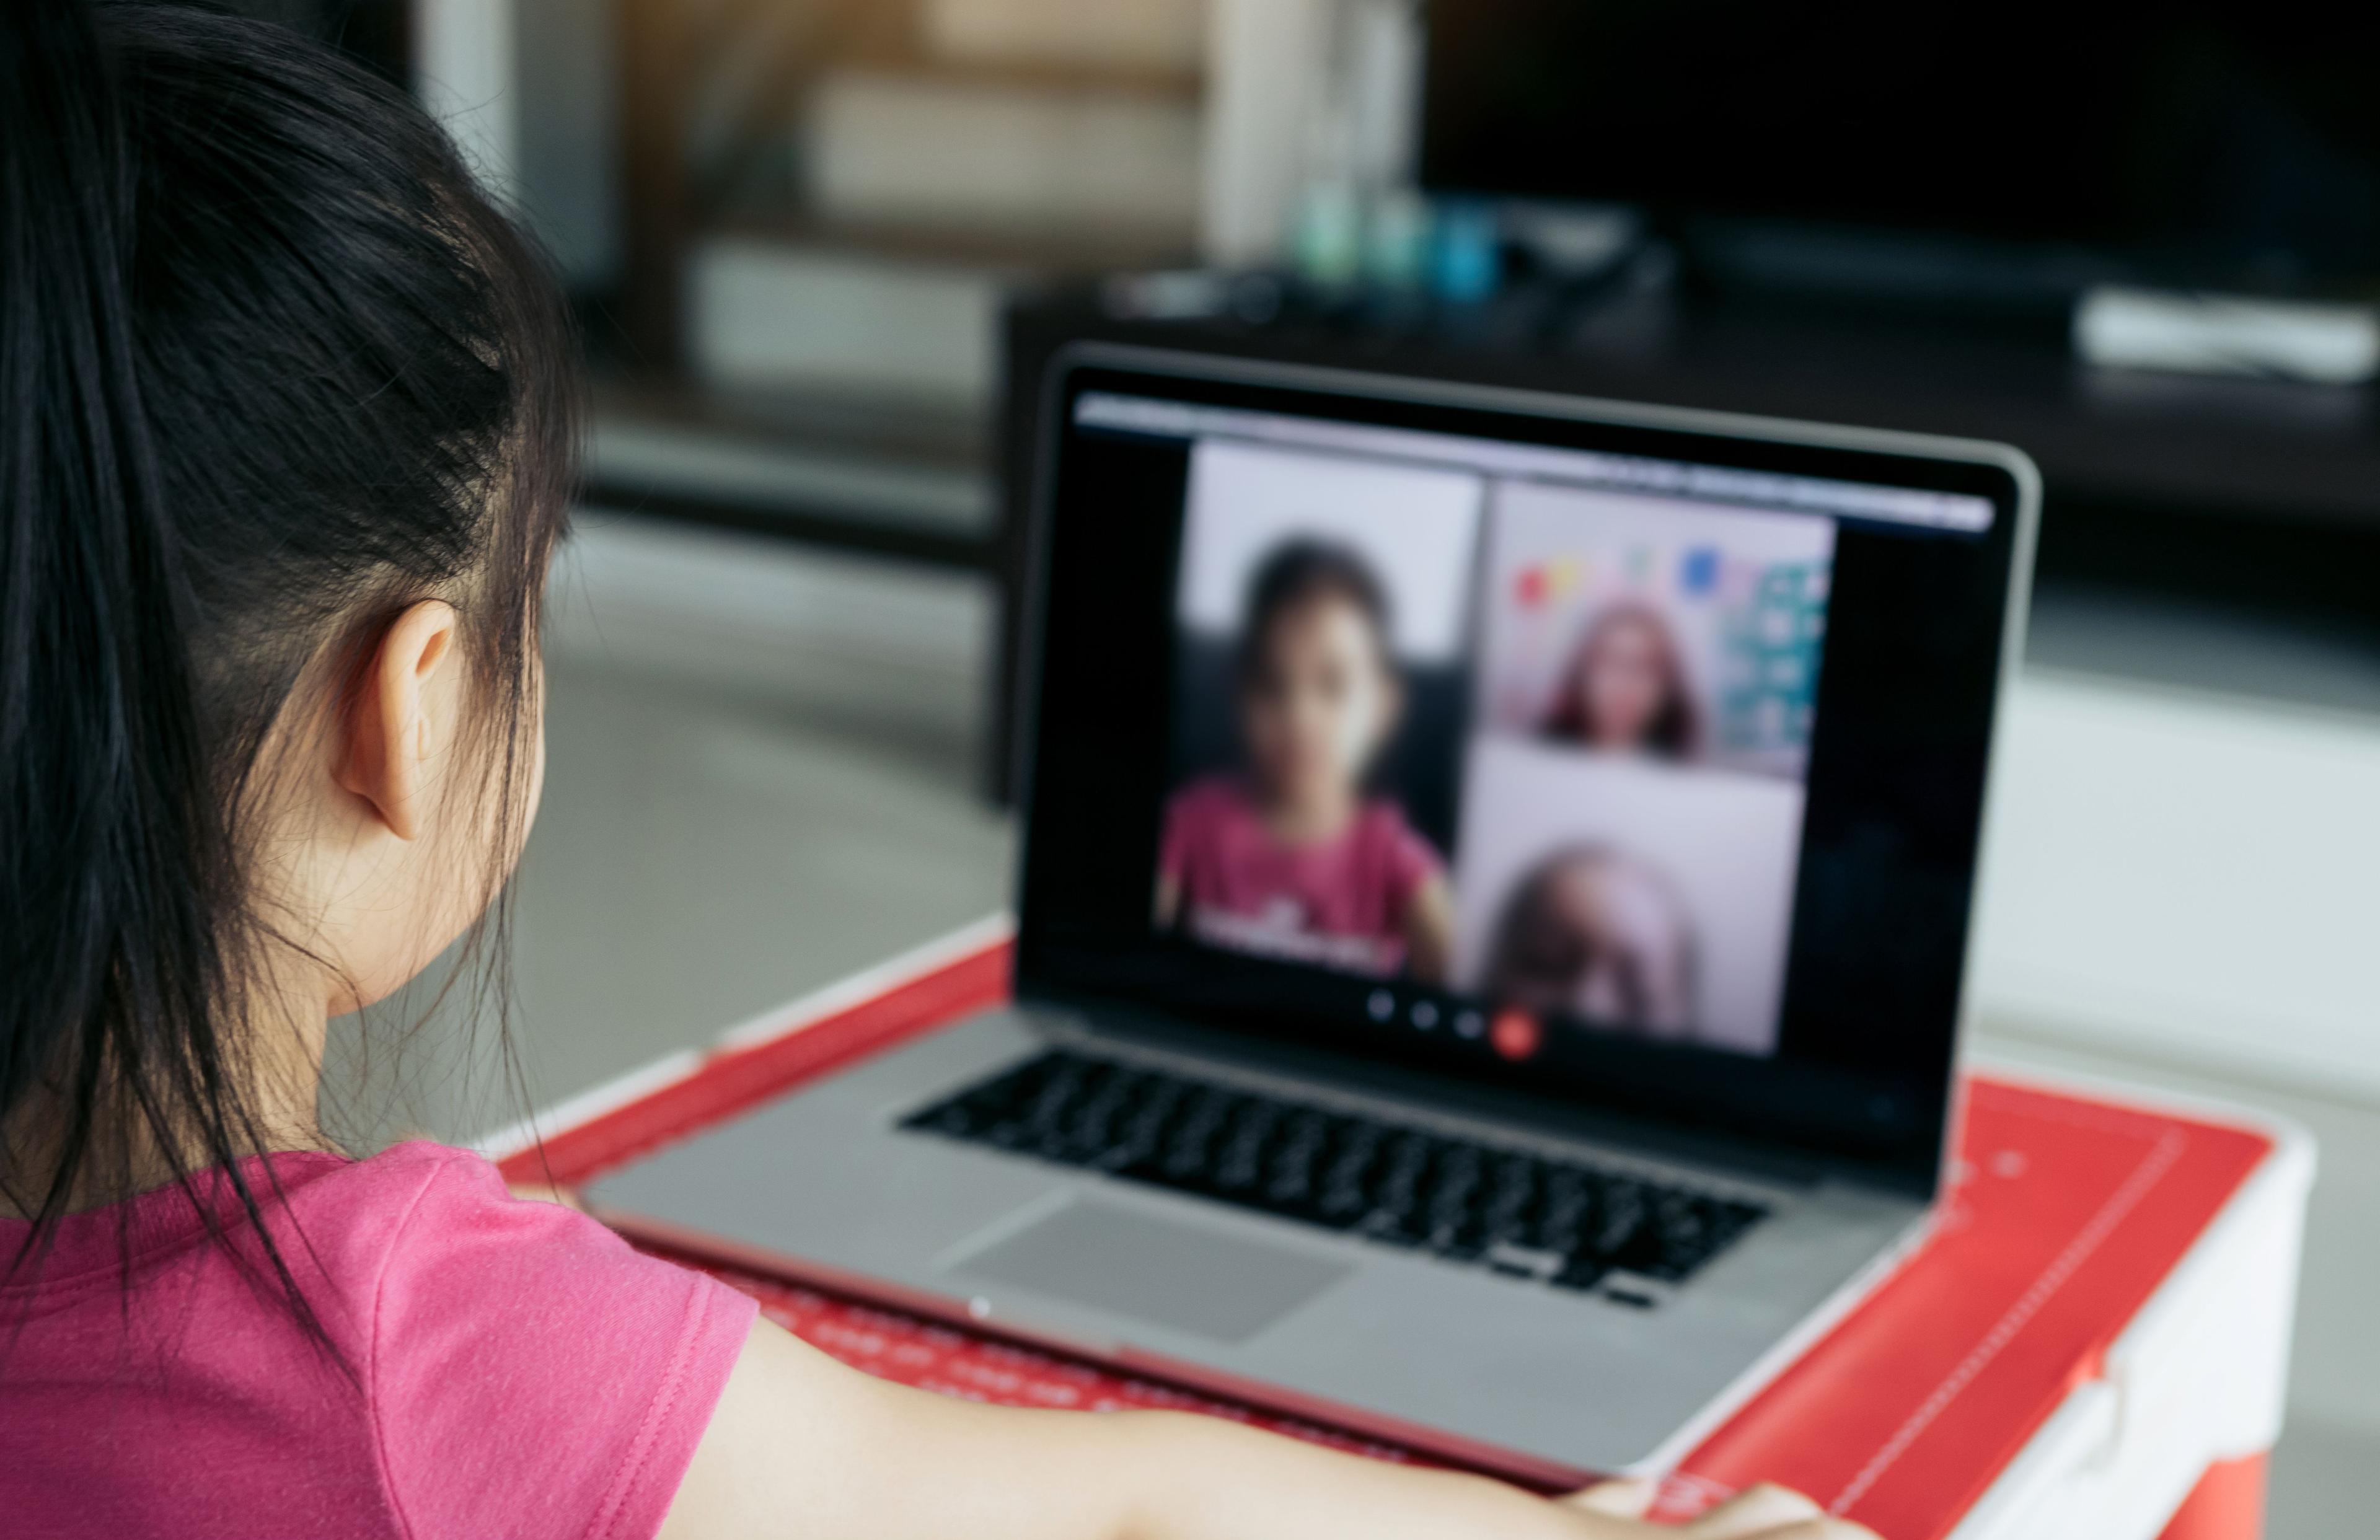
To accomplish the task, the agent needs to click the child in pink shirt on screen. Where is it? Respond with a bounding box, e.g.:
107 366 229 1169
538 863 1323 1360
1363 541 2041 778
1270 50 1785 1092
1157 541 1455 982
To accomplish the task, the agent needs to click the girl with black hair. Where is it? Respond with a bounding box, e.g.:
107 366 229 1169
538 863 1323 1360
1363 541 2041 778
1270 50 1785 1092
1157 539 1457 983
0 7 1867 1539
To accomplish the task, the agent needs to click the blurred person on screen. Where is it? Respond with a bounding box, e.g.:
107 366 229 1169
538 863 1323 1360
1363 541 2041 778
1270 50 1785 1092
1157 541 1455 982
1543 601 1702 760
1484 847 1698 1037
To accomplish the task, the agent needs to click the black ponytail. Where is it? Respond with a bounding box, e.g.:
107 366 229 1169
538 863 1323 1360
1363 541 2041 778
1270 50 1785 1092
0 0 576 1365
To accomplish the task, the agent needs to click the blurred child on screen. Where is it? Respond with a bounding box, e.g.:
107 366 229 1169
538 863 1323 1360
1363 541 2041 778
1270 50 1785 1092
1484 847 1698 1037
1543 601 1701 760
1157 540 1455 982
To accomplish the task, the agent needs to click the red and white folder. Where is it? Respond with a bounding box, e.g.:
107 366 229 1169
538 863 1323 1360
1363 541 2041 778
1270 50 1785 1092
493 919 2311 1540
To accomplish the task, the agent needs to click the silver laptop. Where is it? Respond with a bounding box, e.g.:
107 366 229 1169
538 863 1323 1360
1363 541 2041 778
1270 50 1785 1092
589 345 2038 1481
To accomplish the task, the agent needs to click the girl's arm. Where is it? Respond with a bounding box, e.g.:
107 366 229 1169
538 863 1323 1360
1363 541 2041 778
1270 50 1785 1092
659 1318 1871 1540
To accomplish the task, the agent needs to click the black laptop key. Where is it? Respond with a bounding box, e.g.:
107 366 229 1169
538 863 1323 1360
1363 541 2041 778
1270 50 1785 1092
1551 1258 1609 1293
1608 1220 1671 1276
902 1049 1770 1301
1430 1223 1486 1262
1590 1192 1650 1261
1315 1174 1372 1226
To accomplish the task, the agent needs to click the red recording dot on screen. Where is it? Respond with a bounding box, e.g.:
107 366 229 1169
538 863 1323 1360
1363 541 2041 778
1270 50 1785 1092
1489 1009 1541 1062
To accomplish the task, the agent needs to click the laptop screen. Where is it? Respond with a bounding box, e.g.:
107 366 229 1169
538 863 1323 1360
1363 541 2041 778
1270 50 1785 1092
1016 354 2031 1192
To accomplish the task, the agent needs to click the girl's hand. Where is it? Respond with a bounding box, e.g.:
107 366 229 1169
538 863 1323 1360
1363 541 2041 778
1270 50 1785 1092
1567 1477 1875 1537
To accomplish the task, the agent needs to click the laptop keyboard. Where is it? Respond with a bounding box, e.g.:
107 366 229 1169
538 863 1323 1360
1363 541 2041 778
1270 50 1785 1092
901 1049 1768 1301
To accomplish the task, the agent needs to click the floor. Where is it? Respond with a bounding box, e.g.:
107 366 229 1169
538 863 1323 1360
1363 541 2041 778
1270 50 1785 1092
328 512 2380 1536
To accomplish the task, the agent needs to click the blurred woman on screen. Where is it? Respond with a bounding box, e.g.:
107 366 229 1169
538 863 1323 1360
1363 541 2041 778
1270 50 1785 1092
1543 601 1702 760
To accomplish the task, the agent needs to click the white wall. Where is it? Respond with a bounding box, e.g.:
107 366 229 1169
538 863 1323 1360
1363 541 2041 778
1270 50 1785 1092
513 0 621 284
1973 672 2380 1102
415 0 520 201
1201 0 1332 264
1200 0 1424 265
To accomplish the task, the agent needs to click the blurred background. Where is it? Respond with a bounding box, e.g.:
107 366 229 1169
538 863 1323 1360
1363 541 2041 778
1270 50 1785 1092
270 2 2376 1531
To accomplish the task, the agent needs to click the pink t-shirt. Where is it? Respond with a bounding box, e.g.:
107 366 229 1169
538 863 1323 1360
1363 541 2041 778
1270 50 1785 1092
0 1141 756 1540
1160 776 1444 975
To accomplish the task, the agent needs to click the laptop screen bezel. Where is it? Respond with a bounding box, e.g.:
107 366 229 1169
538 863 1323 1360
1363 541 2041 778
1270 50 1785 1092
1008 343 2038 1200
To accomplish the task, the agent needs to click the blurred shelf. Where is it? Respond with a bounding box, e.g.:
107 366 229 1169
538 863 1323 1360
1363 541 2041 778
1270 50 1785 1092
1584 302 2380 532
813 53 1203 103
584 373 995 568
1005 284 2380 532
705 213 1196 275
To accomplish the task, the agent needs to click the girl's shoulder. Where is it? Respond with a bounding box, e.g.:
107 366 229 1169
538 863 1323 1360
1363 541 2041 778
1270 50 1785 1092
0 1140 470 1301
1354 798 1444 879
1163 773 1261 834
1168 772 1250 809
0 1140 752 1540
1352 795 1419 838
240 1140 538 1282
320 1140 742 1342
320 1141 759 1540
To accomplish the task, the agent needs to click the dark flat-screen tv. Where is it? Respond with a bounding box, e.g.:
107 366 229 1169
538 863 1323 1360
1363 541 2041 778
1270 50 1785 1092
1421 2 2380 288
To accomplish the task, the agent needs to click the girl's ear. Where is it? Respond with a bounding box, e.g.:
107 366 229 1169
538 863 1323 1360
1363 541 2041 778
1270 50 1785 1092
335 601 461 842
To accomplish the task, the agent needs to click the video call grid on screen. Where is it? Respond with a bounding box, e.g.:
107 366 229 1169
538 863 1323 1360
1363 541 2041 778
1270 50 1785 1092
1113 390 1994 1064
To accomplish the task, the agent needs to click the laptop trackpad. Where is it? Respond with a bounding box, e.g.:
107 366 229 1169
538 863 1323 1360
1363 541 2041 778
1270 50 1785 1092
952 1197 1351 1344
